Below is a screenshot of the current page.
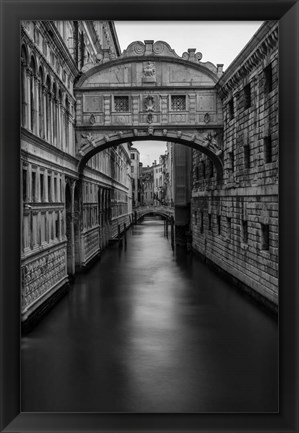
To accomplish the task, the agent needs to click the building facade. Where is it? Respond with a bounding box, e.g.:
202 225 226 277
20 20 279 329
130 146 142 207
141 165 154 206
191 21 278 309
21 20 132 328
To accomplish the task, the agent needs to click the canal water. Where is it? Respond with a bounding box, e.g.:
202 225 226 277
21 219 278 413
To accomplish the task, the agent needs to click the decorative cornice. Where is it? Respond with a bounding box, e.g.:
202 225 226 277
93 39 220 76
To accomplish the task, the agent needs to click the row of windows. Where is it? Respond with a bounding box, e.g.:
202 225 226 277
22 210 63 252
113 95 187 113
194 133 274 182
23 168 63 203
194 212 270 250
227 63 274 120
25 22 72 90
83 205 111 229
21 47 72 152
228 135 273 173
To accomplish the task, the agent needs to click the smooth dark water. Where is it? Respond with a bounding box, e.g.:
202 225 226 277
21 219 278 413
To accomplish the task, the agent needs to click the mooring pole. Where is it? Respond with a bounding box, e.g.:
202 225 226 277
170 217 174 249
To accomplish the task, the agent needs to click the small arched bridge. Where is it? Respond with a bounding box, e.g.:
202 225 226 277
134 206 174 222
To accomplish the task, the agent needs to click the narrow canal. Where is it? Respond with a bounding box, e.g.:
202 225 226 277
21 218 278 413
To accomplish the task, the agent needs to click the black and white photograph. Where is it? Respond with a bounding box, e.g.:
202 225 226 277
19 19 280 414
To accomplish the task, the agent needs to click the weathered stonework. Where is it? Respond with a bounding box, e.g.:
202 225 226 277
21 21 131 329
191 21 278 309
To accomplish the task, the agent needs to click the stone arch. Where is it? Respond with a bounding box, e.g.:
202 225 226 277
29 54 37 74
45 75 51 140
21 44 29 65
29 55 37 132
78 134 223 182
75 39 224 181
38 65 44 138
21 45 29 127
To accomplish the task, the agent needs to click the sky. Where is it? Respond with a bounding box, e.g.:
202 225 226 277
115 21 263 166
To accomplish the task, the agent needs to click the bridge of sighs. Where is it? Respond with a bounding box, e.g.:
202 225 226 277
74 39 224 179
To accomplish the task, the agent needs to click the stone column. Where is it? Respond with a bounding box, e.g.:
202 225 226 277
160 95 168 123
61 106 66 151
42 86 47 140
53 98 58 147
57 102 61 149
50 92 54 144
44 169 48 202
27 68 32 132
103 95 111 125
132 94 139 125
21 61 28 128
188 93 196 123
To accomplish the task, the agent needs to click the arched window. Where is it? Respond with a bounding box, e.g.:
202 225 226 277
58 89 63 149
38 66 44 138
21 46 28 128
52 82 57 145
45 75 51 141
65 96 70 151
29 56 36 132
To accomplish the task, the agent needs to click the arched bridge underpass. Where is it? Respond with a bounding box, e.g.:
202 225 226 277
134 206 174 223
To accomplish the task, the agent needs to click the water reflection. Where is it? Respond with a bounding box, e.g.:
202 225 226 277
21 219 278 413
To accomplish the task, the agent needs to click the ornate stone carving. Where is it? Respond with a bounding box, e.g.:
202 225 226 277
89 114 96 125
144 94 155 123
182 49 203 63
204 113 210 124
21 247 66 309
81 133 96 147
122 40 179 59
203 132 223 154
143 61 155 78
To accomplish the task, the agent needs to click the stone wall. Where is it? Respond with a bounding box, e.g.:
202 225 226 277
191 21 278 308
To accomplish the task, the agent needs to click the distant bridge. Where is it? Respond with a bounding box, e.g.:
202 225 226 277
134 206 174 222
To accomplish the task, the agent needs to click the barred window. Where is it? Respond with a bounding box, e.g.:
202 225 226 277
244 144 250 169
228 98 234 120
264 64 273 94
264 136 272 163
171 95 186 111
217 215 221 235
261 223 270 250
200 211 204 234
114 96 129 112
242 220 248 243
244 83 251 109
227 217 232 239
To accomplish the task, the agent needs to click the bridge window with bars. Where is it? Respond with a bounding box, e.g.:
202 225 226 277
114 96 129 112
171 95 186 111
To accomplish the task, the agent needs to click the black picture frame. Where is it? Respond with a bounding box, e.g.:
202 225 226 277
0 0 298 432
